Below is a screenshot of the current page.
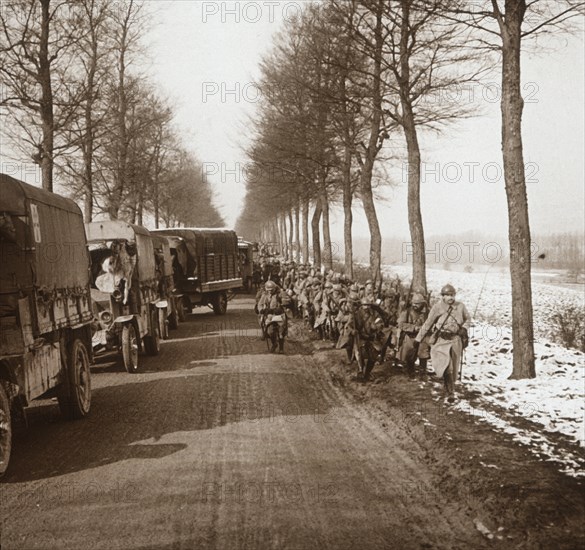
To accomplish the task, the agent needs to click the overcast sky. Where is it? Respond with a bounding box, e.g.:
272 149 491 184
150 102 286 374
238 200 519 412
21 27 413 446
145 1 584 241
2 1 584 241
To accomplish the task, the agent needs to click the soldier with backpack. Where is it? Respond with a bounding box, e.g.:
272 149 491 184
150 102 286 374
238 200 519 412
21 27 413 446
397 293 430 380
414 284 471 402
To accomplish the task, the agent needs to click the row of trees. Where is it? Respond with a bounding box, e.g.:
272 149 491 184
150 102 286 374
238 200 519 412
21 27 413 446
236 0 583 379
1 0 223 227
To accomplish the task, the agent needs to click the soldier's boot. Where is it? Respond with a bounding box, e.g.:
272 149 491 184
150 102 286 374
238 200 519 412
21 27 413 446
418 359 428 381
443 367 455 402
278 338 285 354
270 334 277 353
407 359 416 379
363 359 375 381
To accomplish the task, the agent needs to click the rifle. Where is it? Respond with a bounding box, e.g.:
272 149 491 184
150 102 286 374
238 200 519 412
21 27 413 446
403 276 414 313
377 273 383 301
473 263 494 318
428 305 453 345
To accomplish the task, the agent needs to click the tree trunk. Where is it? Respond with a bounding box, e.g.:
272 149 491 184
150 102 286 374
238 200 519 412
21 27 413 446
500 0 535 379
321 189 332 270
137 186 144 226
39 0 54 192
359 0 384 285
403 115 426 294
398 0 427 294
288 209 294 262
302 196 310 263
282 213 289 260
294 201 301 262
343 183 353 279
339 46 354 279
154 175 159 228
111 16 130 219
311 200 322 266
272 219 279 250
361 169 382 284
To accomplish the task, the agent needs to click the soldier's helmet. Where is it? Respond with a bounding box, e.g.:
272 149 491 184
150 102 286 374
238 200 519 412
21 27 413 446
265 280 277 291
412 293 426 305
441 284 456 296
332 284 342 292
365 279 374 286
349 283 359 293
348 291 361 303
324 281 333 289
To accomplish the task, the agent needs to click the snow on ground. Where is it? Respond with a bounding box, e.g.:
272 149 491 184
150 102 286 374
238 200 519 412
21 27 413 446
383 264 585 478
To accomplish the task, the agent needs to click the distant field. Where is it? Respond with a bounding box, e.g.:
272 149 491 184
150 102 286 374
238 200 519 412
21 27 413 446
382 264 585 341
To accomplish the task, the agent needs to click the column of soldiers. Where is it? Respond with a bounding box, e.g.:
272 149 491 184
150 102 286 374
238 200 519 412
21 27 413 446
254 258 471 402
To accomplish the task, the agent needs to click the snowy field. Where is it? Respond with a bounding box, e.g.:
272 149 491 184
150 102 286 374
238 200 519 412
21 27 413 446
383 264 585 478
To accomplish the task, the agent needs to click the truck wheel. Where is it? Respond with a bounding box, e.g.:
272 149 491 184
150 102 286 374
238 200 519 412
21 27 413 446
168 306 179 330
212 292 228 315
122 324 139 373
177 298 189 322
0 383 11 478
144 311 161 356
58 339 91 419
158 308 169 340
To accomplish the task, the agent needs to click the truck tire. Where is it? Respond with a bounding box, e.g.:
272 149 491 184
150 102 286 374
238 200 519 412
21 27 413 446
122 323 139 373
177 298 189 322
143 311 161 356
0 383 11 478
212 292 228 315
58 338 92 420
158 308 169 340
168 302 179 330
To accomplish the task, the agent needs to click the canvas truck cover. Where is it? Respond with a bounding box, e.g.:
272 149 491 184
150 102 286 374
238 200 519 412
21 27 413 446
151 228 239 283
152 228 238 255
0 174 90 293
85 221 156 281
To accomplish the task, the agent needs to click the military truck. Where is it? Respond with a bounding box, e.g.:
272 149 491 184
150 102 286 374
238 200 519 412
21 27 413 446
86 221 164 372
0 174 93 477
237 239 256 292
152 234 180 338
151 228 242 316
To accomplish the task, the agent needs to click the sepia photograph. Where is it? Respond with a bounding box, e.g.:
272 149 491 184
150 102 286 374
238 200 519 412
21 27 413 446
0 1 584 548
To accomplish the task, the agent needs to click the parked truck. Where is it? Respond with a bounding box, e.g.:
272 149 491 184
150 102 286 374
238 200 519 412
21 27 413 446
237 239 256 292
0 174 93 477
151 228 242 316
86 221 164 373
152 234 180 337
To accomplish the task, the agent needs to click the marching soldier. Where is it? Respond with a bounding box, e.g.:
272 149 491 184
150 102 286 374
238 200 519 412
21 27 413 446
397 293 430 380
414 284 471 402
257 280 288 353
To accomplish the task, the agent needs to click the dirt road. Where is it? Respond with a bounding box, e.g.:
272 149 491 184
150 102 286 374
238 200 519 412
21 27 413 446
1 297 583 549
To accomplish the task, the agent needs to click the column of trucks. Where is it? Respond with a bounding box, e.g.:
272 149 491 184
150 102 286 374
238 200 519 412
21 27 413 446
0 174 243 477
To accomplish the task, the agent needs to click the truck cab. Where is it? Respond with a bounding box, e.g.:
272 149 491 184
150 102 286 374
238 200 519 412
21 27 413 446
86 221 164 373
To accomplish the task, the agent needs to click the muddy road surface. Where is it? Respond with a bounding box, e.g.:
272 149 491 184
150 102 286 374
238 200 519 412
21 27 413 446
1 296 583 550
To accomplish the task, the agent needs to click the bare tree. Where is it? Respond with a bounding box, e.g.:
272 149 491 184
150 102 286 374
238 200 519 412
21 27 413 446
105 0 147 219
1 0 84 191
453 0 584 379
59 0 113 219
